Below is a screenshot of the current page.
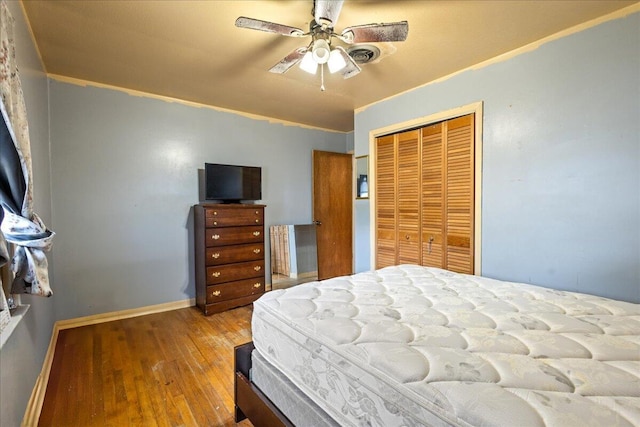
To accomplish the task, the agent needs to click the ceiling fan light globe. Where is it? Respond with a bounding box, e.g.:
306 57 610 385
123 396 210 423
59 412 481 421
328 49 347 73
299 51 318 74
312 39 330 64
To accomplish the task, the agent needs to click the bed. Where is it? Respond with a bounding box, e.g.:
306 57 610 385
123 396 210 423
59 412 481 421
234 264 640 426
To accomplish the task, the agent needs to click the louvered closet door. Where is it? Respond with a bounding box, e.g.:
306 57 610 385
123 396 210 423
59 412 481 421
445 114 475 273
421 122 444 267
375 134 397 268
397 130 421 264
376 113 475 273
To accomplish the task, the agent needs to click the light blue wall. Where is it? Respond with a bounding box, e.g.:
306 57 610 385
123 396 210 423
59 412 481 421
49 82 347 320
354 13 639 303
1 2 55 426
345 131 354 152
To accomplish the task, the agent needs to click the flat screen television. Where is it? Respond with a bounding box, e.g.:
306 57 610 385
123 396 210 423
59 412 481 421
204 163 261 202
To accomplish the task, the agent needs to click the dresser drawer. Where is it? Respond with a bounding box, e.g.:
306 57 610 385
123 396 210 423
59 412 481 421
206 260 265 285
205 278 264 304
205 226 264 247
205 207 263 227
205 243 264 266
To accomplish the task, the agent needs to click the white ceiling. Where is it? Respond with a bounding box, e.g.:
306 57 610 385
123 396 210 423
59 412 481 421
22 0 637 132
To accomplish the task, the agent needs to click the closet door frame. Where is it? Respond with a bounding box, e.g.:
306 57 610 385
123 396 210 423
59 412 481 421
369 101 484 275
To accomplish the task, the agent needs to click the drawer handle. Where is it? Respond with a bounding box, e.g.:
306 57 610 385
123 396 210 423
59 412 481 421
254 266 261 271
213 211 218 216
213 221 218 226
211 290 221 297
253 283 261 288
211 253 220 259
255 219 259 223
255 211 259 215
252 231 261 237
211 234 220 240
211 271 221 278
253 248 261 254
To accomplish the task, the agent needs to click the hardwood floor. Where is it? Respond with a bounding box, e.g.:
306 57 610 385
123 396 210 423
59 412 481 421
39 306 254 426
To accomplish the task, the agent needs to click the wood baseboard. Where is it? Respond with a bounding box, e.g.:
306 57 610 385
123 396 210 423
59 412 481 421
21 298 195 426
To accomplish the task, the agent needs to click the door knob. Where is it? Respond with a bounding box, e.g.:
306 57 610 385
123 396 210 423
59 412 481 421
314 220 322 226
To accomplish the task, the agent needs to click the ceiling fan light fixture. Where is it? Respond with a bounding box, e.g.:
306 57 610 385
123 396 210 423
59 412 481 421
311 39 330 64
299 51 318 74
328 49 346 73
236 0 408 86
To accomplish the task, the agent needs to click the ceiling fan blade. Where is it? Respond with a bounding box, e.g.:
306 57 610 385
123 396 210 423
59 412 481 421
340 21 409 44
333 46 361 79
314 0 344 27
235 17 305 37
269 47 309 74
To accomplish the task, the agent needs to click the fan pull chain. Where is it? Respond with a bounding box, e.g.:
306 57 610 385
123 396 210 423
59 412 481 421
320 64 325 91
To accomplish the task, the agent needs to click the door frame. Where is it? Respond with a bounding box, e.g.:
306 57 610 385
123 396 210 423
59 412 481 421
368 101 484 275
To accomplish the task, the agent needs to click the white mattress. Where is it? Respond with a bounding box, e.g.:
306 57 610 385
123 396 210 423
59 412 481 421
252 265 640 427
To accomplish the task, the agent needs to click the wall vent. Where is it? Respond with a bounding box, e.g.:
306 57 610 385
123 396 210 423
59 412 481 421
346 45 381 64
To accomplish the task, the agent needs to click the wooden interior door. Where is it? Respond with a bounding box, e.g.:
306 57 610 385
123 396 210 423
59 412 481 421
422 122 445 267
313 150 353 280
444 114 475 273
375 134 396 268
397 129 421 264
375 113 475 274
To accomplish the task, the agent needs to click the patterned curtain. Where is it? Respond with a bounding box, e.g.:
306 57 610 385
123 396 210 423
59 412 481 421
0 1 54 297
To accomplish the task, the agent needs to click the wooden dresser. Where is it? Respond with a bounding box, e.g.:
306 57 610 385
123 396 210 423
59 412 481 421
194 204 266 315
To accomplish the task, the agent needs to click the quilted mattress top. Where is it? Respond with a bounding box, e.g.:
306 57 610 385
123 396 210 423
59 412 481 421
254 265 640 426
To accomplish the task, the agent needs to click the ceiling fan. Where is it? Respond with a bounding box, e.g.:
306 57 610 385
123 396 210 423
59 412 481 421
235 0 408 90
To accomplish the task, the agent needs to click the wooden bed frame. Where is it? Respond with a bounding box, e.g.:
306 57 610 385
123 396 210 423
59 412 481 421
234 342 294 427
